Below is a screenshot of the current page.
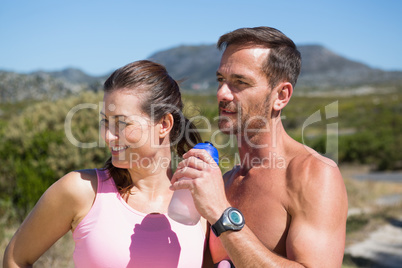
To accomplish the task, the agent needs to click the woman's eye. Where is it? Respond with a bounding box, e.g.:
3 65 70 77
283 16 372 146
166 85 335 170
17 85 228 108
100 118 129 131
116 120 128 130
100 119 108 126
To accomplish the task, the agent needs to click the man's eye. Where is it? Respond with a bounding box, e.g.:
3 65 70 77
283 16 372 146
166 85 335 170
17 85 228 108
217 77 224 83
237 80 247 85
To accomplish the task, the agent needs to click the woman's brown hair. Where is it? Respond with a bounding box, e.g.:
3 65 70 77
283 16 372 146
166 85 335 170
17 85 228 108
102 60 202 194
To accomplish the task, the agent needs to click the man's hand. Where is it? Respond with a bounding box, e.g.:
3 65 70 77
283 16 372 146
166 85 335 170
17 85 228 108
170 148 230 224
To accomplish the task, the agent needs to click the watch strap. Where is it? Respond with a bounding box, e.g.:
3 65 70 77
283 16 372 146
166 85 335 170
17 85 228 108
211 212 227 237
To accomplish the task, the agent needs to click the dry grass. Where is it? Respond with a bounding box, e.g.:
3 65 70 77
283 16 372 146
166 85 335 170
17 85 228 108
342 164 402 210
34 232 74 268
0 228 74 267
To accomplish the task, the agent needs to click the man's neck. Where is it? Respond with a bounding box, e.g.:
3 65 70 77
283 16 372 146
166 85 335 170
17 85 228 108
236 119 289 172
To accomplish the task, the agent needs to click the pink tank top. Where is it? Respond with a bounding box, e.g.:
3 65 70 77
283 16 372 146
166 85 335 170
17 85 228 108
73 169 205 267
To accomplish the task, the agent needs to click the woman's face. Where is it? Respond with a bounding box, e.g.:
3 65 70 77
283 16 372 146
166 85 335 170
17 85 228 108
101 89 161 169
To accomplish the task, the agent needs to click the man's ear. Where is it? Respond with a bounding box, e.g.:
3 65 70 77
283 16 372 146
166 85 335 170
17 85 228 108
273 82 293 111
158 113 174 138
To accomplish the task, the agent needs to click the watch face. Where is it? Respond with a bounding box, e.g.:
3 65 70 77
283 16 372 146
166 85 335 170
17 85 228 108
229 209 243 225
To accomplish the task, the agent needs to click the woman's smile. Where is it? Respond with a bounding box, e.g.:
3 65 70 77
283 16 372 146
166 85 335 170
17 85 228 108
110 145 130 155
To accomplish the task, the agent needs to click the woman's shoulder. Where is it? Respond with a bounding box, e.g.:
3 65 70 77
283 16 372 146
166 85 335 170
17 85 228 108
59 168 98 187
51 169 98 206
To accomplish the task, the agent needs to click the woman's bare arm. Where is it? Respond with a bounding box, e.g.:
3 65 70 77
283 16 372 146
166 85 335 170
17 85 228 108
3 170 96 267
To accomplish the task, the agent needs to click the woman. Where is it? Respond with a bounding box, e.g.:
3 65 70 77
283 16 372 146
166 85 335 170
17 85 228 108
4 60 208 267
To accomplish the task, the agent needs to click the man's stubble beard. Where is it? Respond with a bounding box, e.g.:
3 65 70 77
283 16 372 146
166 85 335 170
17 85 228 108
218 91 272 137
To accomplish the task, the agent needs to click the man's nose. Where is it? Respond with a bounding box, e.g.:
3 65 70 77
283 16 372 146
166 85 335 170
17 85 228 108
217 83 234 103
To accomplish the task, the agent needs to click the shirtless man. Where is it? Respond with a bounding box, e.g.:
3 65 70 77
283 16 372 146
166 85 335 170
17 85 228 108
171 27 348 267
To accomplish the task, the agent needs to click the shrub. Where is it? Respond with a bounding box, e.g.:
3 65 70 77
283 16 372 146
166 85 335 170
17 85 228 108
0 92 108 219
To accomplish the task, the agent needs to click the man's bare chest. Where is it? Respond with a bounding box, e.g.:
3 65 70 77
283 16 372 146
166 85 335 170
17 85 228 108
224 168 290 254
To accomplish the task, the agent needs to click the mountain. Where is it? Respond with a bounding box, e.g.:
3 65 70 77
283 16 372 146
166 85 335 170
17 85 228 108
0 68 105 103
297 45 402 89
32 68 101 84
148 44 402 91
1 44 401 103
148 45 222 90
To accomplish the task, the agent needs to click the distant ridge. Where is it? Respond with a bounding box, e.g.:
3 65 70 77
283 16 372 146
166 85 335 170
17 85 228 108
0 69 104 103
32 68 101 84
148 45 222 90
1 44 401 102
148 44 402 90
297 45 402 88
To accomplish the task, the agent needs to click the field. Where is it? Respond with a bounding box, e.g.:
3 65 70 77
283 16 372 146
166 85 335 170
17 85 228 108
1 89 401 266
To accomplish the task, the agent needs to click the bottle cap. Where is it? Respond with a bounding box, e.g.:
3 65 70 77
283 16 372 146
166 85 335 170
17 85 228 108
193 141 219 165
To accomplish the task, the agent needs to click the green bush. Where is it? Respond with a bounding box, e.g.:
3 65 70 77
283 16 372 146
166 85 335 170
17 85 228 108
0 92 108 219
346 215 369 234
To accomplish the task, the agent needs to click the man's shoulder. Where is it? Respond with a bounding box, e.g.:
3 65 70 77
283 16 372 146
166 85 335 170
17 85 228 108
285 147 347 216
287 147 342 189
290 145 338 172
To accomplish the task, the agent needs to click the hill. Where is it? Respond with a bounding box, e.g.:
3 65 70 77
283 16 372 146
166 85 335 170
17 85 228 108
297 45 402 89
0 69 104 103
1 44 402 102
148 45 222 90
148 44 402 91
32 68 102 85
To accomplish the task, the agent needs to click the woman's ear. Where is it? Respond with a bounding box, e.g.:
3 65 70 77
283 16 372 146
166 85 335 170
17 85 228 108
158 113 174 138
273 82 293 112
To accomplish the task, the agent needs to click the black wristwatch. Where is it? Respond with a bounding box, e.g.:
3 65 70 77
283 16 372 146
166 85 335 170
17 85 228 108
211 207 245 237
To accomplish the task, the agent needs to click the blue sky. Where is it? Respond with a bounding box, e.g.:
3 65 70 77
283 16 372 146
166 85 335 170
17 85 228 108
1 0 401 76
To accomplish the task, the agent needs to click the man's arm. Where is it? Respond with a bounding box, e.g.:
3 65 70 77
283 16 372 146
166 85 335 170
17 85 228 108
171 150 347 268
285 155 348 267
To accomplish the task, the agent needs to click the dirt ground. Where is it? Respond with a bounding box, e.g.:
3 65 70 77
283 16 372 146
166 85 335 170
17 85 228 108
341 165 402 268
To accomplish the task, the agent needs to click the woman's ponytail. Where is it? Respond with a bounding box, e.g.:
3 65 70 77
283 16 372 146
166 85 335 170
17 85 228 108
176 117 202 157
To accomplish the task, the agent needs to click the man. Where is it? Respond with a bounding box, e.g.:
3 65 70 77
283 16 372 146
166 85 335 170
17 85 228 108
171 27 348 267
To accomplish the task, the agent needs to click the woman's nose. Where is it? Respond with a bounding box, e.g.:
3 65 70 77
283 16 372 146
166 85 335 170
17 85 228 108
103 127 118 143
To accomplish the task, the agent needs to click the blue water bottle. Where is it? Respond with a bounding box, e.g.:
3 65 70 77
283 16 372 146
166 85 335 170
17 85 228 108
168 142 219 225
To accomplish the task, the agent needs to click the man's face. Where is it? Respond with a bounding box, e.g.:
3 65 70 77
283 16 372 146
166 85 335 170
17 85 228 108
216 44 273 136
